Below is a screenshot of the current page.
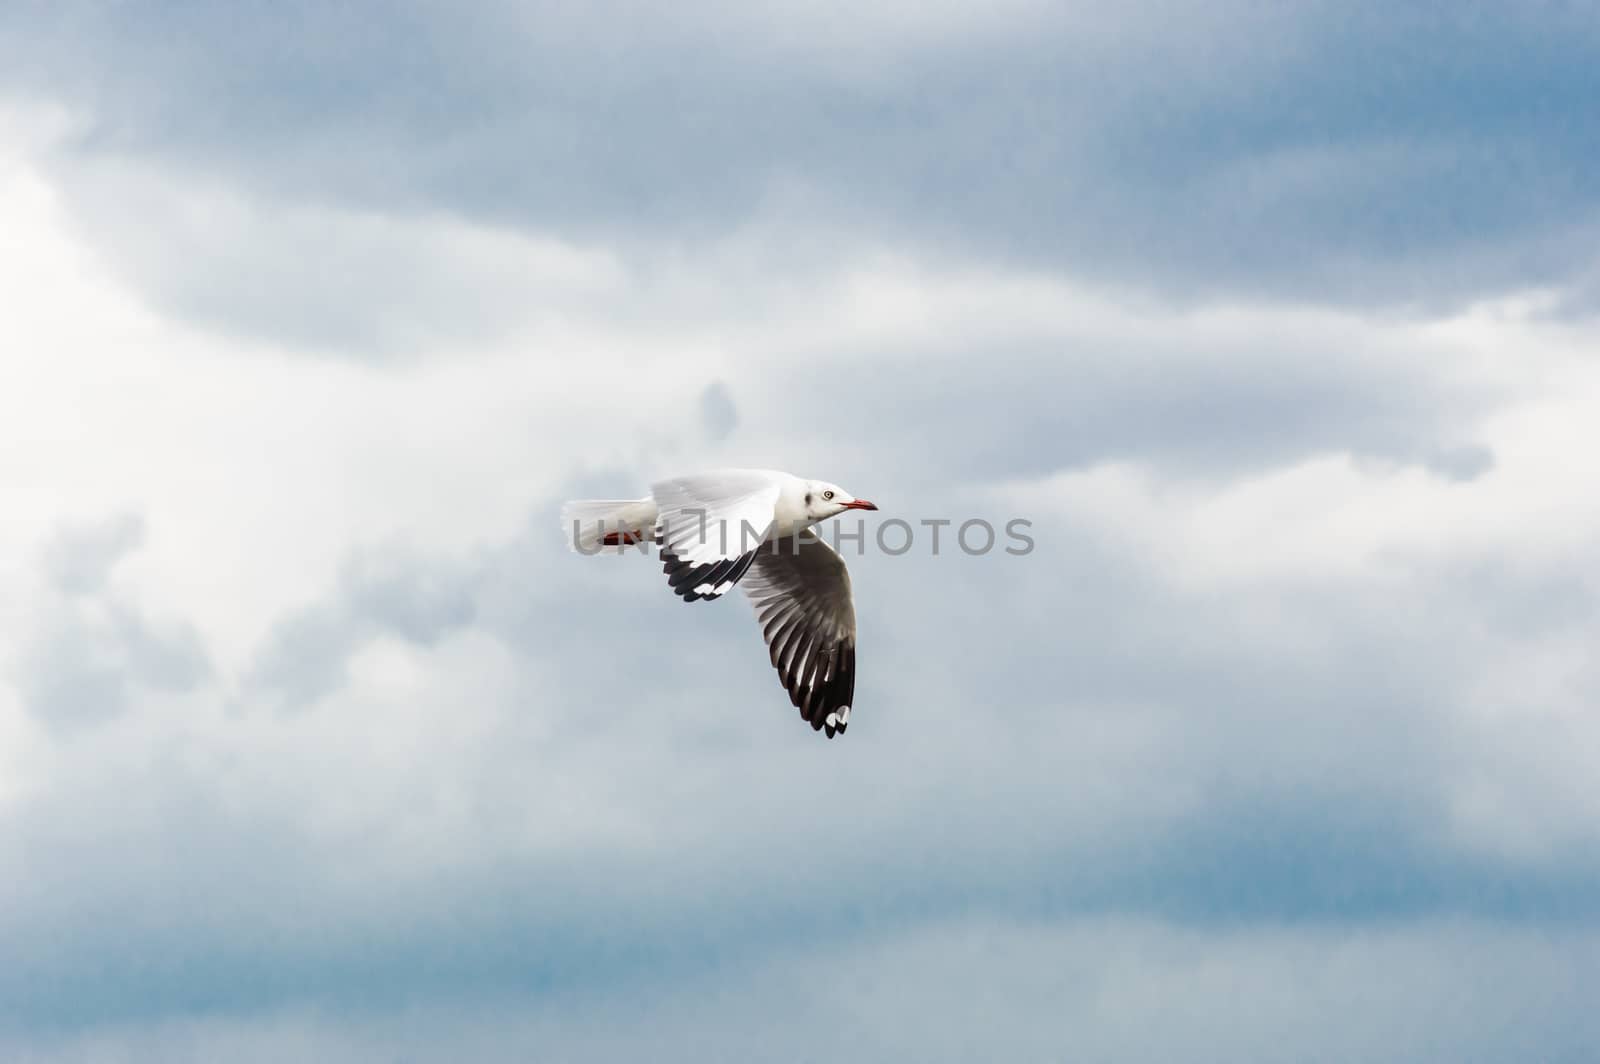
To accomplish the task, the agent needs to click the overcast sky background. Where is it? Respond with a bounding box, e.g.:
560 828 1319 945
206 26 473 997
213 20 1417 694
3 3 1599 1060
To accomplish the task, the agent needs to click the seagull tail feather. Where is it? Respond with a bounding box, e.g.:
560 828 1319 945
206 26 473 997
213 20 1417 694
560 498 657 554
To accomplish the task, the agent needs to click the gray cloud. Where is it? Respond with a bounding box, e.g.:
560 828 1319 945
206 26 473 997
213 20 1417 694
7 918 1599 1062
2 0 1597 356
777 340 1491 484
249 549 479 706
41 513 145 596
18 605 209 729
18 514 212 729
698 380 739 442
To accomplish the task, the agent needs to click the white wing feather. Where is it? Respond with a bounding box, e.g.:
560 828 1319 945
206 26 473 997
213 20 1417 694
651 470 782 567
651 469 784 602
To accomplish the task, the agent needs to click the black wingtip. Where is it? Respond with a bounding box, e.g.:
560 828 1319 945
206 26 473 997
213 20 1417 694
661 548 758 603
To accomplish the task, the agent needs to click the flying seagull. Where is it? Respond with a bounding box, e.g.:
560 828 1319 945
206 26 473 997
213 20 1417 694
563 469 878 738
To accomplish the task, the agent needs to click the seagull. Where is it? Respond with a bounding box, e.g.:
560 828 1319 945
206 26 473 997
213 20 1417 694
562 469 878 738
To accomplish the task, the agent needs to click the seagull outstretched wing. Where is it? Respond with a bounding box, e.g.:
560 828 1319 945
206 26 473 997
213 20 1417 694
741 530 857 737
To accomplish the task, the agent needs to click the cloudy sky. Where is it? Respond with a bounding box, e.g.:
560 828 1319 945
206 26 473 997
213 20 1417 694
3 2 1599 1060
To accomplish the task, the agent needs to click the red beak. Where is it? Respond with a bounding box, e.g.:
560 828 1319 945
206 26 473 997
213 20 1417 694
843 499 879 511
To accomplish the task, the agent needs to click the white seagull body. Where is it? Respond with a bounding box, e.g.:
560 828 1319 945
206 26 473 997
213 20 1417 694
562 469 878 738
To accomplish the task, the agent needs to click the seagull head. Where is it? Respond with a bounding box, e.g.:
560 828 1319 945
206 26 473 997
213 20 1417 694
805 481 879 521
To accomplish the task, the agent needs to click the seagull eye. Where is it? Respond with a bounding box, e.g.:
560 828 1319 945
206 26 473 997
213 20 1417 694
822 490 834 500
